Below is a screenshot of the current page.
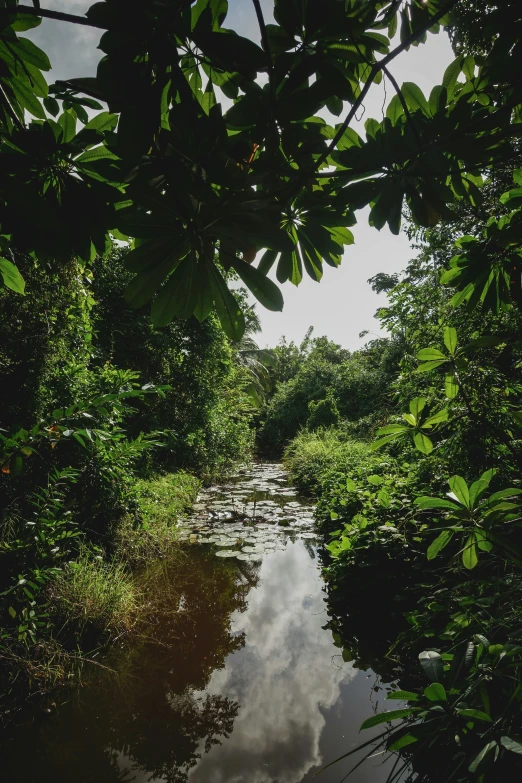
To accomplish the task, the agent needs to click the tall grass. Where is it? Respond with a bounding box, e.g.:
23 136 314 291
51 550 138 639
114 471 200 564
284 428 381 495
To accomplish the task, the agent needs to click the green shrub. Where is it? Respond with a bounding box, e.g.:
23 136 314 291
307 393 340 431
258 336 400 455
284 428 383 496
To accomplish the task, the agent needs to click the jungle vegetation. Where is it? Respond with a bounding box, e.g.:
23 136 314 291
1 0 522 781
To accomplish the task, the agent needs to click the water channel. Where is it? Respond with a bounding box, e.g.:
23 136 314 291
2 462 396 783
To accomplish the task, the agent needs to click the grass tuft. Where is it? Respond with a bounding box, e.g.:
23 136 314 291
50 550 138 639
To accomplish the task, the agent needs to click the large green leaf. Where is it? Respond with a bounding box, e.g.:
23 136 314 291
265 23 297 53
409 397 426 419
10 77 45 118
427 529 453 560
424 683 447 701
10 13 43 32
228 257 284 311
445 373 459 399
468 741 496 775
195 30 268 72
386 94 405 125
151 253 199 326
423 408 448 427
84 111 119 131
443 326 458 355
486 488 522 504
416 359 447 372
76 145 119 163
458 709 492 723
370 433 405 451
124 256 182 310
7 36 50 70
401 81 429 116
388 732 419 752
0 257 25 294
207 263 245 340
442 57 462 96
386 691 419 701
469 478 490 508
58 109 77 143
257 249 278 275
414 431 433 454
417 348 446 361
193 261 215 322
462 534 478 569
448 475 470 508
376 424 410 435
500 737 522 755
276 250 293 284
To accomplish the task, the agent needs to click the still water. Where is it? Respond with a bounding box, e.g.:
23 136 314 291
2 464 394 783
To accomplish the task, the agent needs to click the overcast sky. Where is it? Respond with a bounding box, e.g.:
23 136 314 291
28 1 454 349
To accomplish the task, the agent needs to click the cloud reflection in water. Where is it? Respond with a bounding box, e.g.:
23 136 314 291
188 541 356 783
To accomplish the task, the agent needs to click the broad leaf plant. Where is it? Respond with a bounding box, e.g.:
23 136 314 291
1 0 522 340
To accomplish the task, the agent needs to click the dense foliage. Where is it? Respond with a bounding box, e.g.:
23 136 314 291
1 0 521 341
284 165 522 779
0 241 254 702
2 1 522 780
258 331 401 452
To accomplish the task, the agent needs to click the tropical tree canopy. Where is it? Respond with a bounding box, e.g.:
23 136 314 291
1 0 521 338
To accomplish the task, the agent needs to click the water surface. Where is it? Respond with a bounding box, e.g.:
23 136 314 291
1 463 394 783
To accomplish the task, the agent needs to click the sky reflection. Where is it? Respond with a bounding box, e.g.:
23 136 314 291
188 542 358 783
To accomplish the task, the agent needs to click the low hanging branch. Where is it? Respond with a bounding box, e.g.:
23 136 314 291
251 0 275 111
15 4 109 28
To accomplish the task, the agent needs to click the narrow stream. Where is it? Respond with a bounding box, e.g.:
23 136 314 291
2 462 395 783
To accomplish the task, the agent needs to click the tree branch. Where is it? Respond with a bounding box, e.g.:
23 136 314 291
251 0 270 59
251 0 275 108
16 4 108 29
312 0 460 173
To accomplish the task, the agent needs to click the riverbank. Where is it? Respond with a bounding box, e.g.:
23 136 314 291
283 428 522 781
0 470 200 722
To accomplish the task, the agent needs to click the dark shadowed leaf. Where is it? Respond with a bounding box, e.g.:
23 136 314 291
229 257 284 311
360 708 417 730
427 529 453 560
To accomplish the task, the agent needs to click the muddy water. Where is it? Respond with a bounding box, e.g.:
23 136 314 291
1 463 395 783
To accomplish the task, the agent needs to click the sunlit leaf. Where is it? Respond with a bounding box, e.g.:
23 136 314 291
0 257 25 294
